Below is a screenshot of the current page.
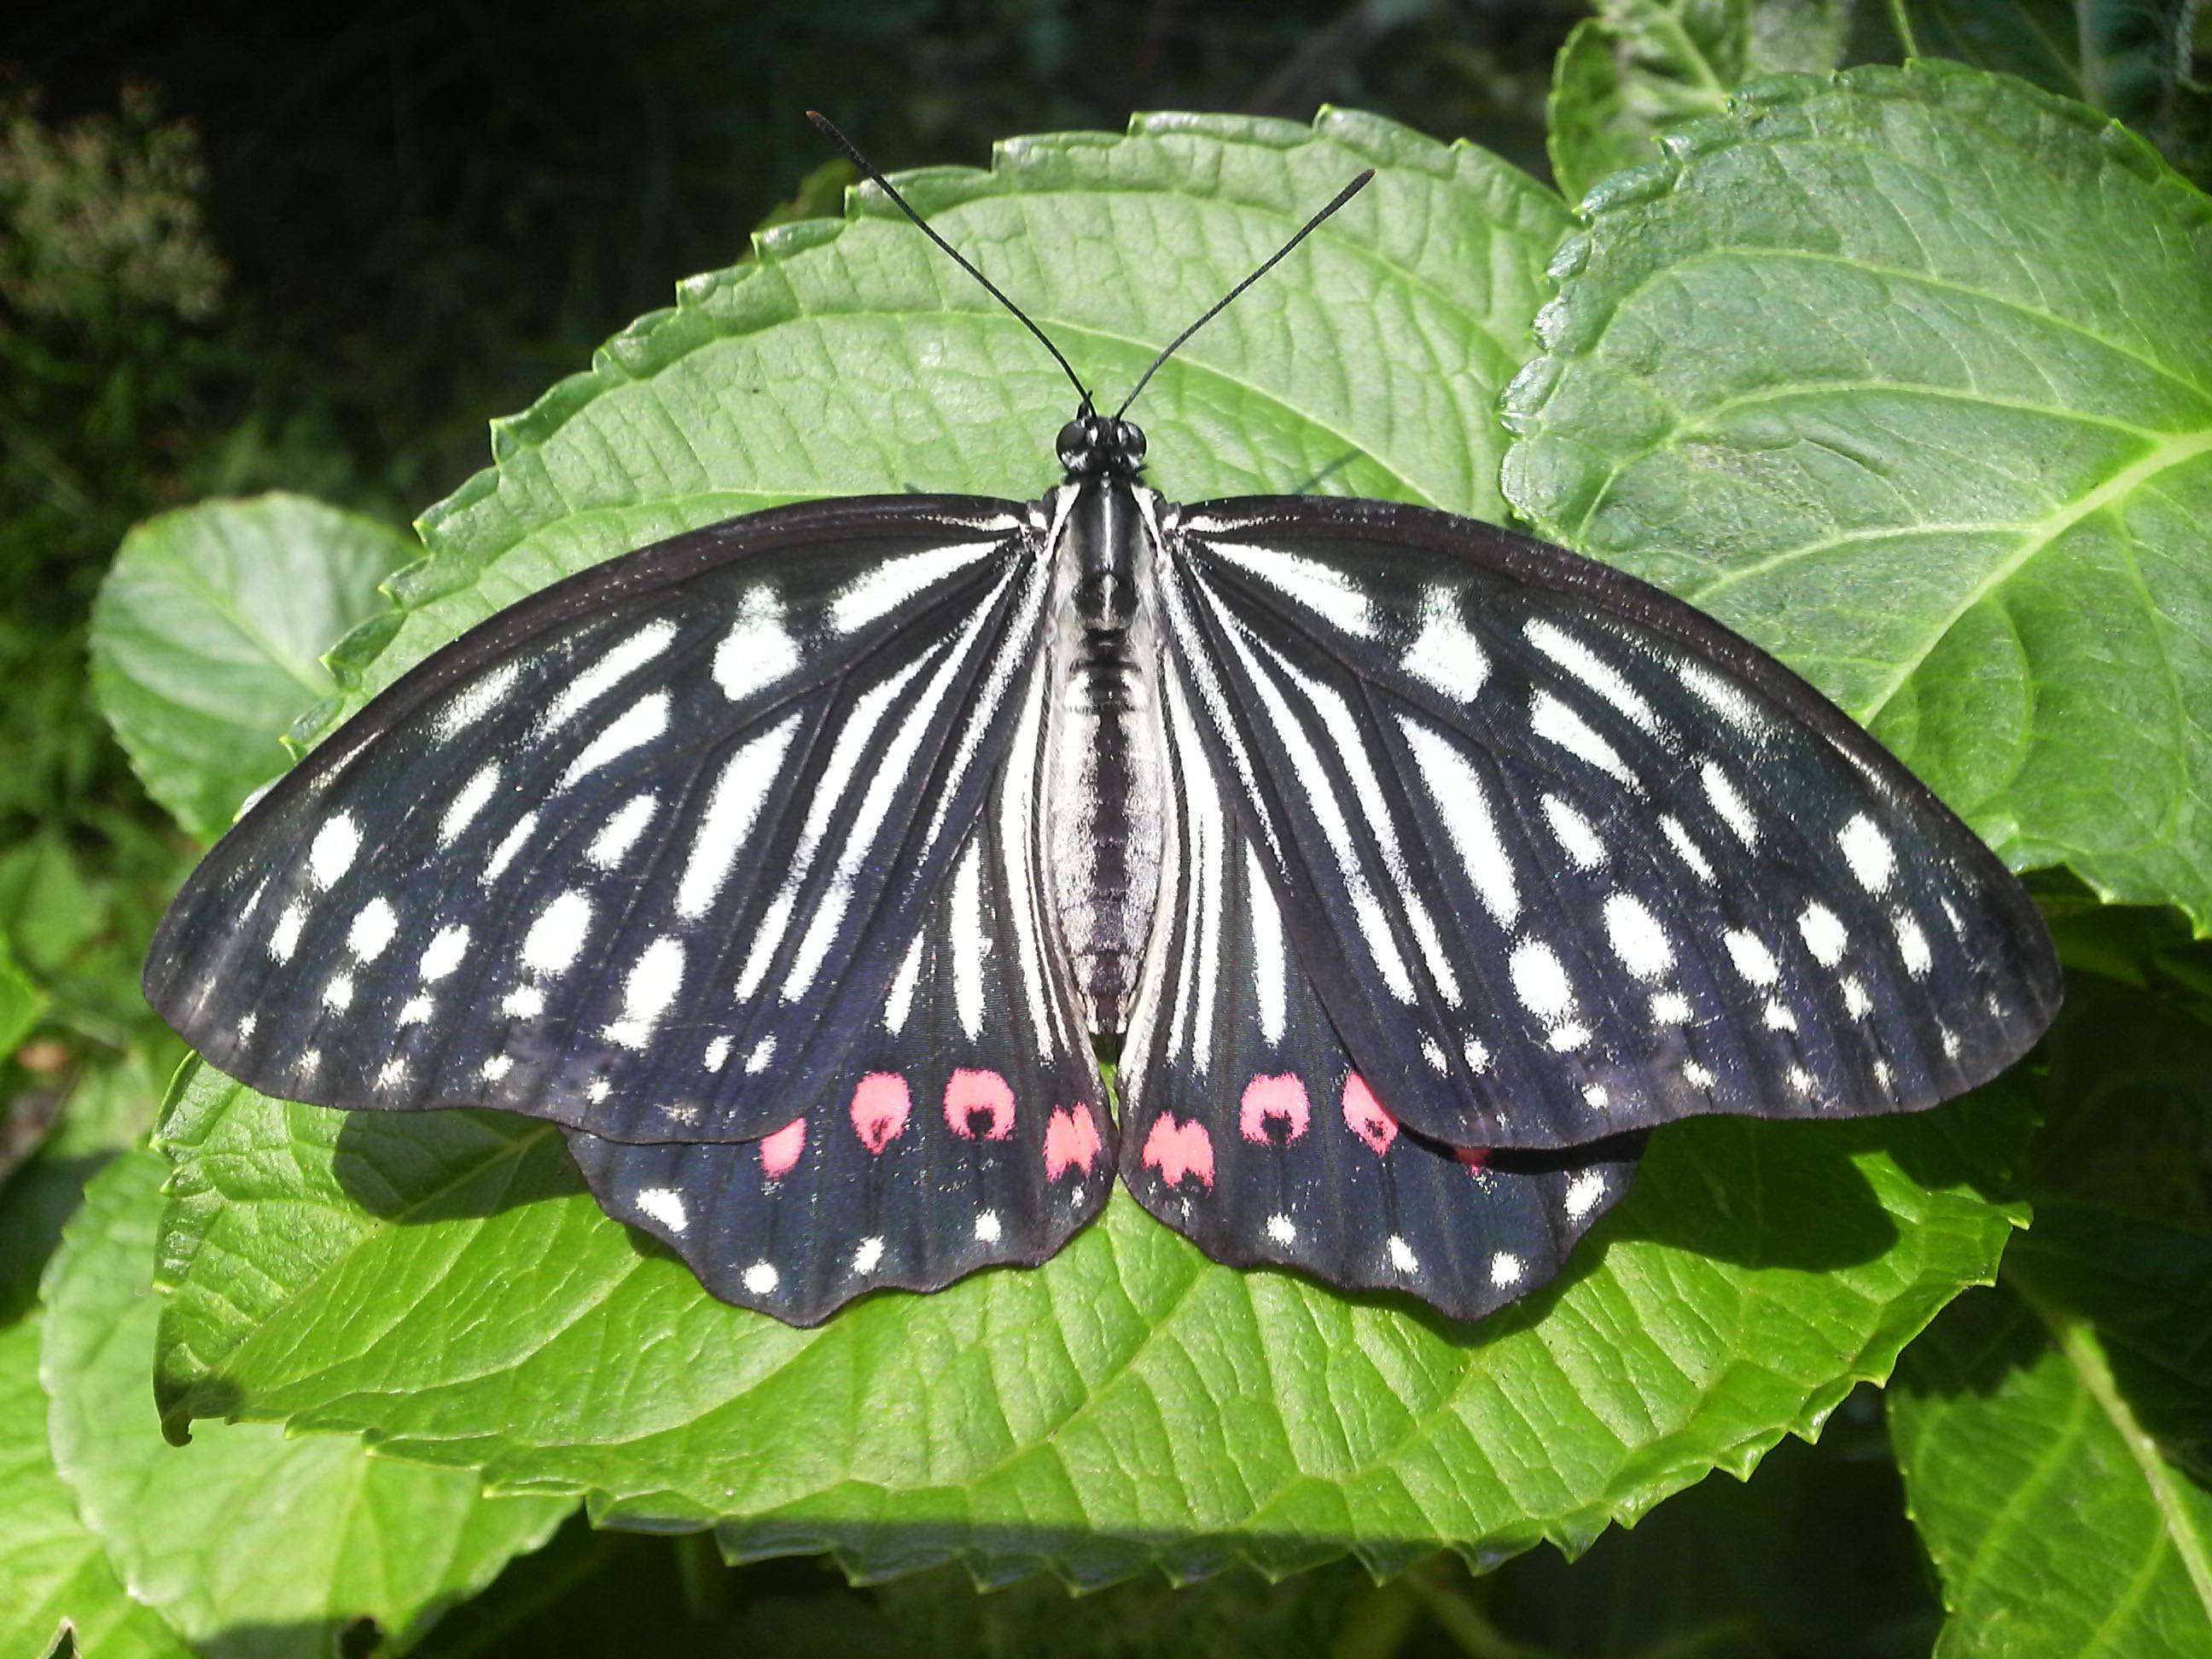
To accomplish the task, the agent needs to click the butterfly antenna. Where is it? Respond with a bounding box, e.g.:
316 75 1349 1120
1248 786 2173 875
807 111 1093 410
1113 169 1373 422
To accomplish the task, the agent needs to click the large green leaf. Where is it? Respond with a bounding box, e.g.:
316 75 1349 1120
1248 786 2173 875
41 1150 570 1657
89 493 414 841
1504 63 2212 931
0 1316 192 1659
151 108 2030 1586
1889 1201 2212 1656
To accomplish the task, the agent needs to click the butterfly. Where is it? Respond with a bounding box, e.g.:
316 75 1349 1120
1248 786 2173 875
143 116 2061 1327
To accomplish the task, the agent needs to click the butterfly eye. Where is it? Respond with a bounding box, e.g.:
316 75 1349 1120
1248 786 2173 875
1112 421 1146 466
1056 417 1096 473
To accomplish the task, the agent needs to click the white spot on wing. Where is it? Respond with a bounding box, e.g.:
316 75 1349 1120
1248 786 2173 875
270 901 307 962
1400 591 1487 699
1245 842 1287 1045
1400 715 1517 925
742 1260 778 1295
853 1237 886 1274
1700 760 1758 847
322 974 353 1010
712 588 801 704
883 930 926 1033
434 661 522 739
1265 1214 1297 1245
605 937 685 1049
421 924 469 981
1510 940 1576 1022
440 764 500 847
951 841 986 1040
1677 661 1763 731
1204 540 1379 637
1895 911 1932 976
1660 815 1715 881
1490 1252 1524 1287
704 1035 731 1072
587 793 661 868
1799 902 1848 967
1388 1235 1418 1272
676 713 800 919
1603 893 1672 981
973 1210 1003 1243
1541 795 1606 870
556 690 670 790
1531 691 1639 789
483 812 538 885
520 890 592 975
502 984 544 1019
635 1187 689 1233
1725 928 1780 987
1840 813 1896 893
830 541 1000 635
1651 989 1692 1024
542 620 675 732
1563 1171 1607 1220
1527 620 1660 730
309 814 361 888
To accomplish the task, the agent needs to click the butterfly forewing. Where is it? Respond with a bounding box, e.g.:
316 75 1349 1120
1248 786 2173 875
570 658 1112 1322
145 496 1056 1144
1157 496 2060 1151
1114 639 1640 1318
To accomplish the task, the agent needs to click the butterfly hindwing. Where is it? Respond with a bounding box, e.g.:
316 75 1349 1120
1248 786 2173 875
1156 496 2060 1151
1114 652 1640 1318
568 658 1112 1322
145 496 1056 1144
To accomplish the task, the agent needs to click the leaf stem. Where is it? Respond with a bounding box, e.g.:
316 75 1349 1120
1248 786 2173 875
1885 0 1921 59
673 1531 734 1619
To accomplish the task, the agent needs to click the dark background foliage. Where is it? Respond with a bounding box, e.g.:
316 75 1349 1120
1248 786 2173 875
3 3 2209 1655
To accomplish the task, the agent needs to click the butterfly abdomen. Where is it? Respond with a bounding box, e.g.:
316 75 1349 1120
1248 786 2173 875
1046 479 1168 1033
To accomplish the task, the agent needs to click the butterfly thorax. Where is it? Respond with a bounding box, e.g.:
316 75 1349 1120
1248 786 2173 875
1044 471 1167 1033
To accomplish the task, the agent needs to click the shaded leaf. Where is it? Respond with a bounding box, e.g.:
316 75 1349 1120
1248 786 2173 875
1505 63 2212 932
41 1150 570 1658
1546 0 1854 204
89 493 414 841
1886 0 2212 182
1889 1201 2212 1656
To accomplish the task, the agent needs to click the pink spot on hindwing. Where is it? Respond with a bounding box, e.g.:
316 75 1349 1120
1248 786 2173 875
1341 1073 1399 1155
849 1073 911 1154
1454 1144 1493 1175
758 1115 806 1179
1238 1074 1310 1144
1043 1104 1102 1181
944 1068 1015 1140
1141 1113 1215 1190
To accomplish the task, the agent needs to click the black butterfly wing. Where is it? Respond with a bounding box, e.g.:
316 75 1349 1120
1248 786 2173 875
568 657 1112 1323
146 495 1057 1144
1155 495 2061 1151
1114 644 1640 1319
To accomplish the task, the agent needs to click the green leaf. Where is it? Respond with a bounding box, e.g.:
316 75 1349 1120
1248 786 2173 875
1885 0 2212 182
150 108 2029 1586
1545 0 1853 204
0 923 43 1058
153 1064 2029 1585
0 1315 194 1659
1504 63 2212 931
1889 1201 2212 1656
89 493 415 841
41 1150 570 1656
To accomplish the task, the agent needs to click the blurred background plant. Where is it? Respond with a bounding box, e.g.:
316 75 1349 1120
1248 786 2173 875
4 3 2209 1655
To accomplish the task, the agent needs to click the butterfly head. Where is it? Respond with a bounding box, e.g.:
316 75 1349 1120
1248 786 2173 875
1057 412 1147 480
